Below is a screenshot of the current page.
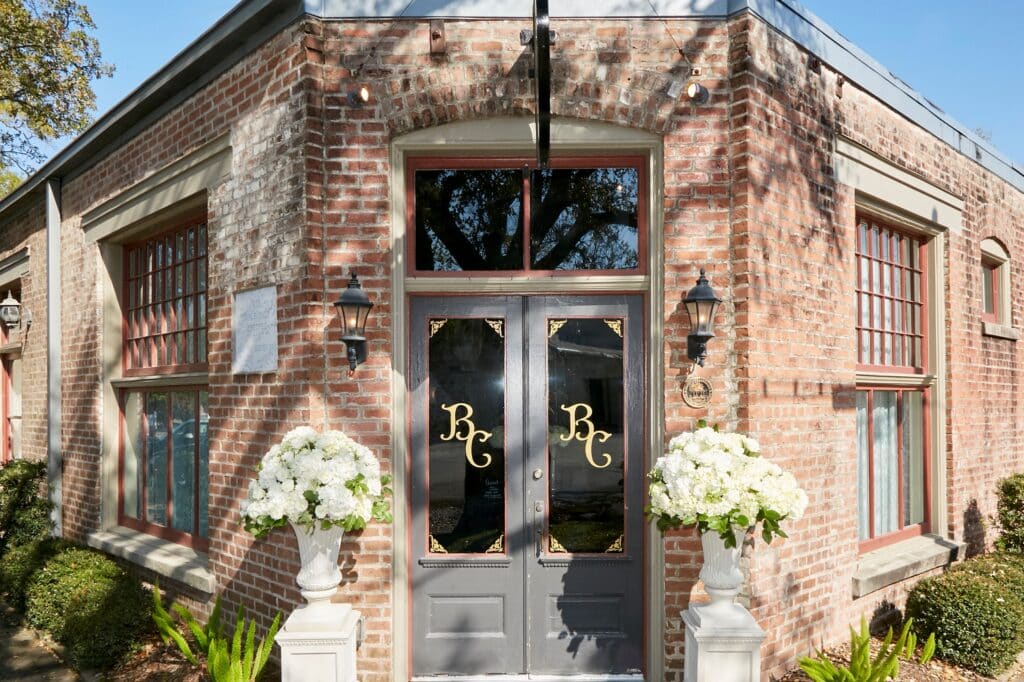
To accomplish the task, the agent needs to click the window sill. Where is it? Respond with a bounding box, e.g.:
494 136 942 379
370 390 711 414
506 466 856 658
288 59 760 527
982 321 1020 341
852 534 964 598
87 526 215 594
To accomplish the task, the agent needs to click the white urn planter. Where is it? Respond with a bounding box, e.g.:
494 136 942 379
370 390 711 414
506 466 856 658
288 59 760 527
285 521 353 632
683 528 765 682
698 528 746 614
292 522 346 604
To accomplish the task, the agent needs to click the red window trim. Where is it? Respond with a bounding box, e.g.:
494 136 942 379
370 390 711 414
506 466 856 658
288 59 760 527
982 258 999 323
855 215 928 374
405 155 649 278
121 215 209 377
856 385 932 554
117 384 208 551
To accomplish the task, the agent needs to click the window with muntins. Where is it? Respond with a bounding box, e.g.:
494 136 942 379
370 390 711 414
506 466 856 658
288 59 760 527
124 221 208 374
119 217 209 549
855 214 930 551
856 217 926 372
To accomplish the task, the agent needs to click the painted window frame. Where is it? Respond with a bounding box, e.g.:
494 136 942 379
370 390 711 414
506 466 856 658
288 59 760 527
405 155 648 278
116 213 210 551
855 216 928 374
118 385 209 550
980 238 1011 328
854 213 933 553
122 217 209 376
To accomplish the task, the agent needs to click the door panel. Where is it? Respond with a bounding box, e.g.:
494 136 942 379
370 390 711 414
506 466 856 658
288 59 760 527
526 296 644 674
410 295 644 677
410 297 525 675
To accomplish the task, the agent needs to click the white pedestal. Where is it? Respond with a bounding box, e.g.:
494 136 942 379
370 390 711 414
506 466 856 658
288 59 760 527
682 602 765 682
276 603 362 682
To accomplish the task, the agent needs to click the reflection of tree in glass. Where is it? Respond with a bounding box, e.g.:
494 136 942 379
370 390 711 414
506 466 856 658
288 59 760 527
532 168 638 271
416 169 523 271
415 167 639 272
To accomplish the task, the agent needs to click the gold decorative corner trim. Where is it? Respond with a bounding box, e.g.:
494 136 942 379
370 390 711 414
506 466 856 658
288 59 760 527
429 534 448 554
605 535 624 553
604 319 623 337
485 534 504 554
548 319 567 338
549 534 567 553
429 319 447 337
485 318 504 338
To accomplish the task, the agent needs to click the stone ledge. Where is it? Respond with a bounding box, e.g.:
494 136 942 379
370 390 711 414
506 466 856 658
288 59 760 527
852 534 964 599
87 526 216 594
983 321 1021 340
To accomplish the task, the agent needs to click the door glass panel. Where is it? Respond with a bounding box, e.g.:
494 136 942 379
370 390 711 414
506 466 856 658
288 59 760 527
415 169 523 271
530 168 639 271
427 318 506 554
547 318 625 553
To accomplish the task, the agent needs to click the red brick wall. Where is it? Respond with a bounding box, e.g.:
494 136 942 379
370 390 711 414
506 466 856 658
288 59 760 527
35 7 1024 682
734 12 1024 678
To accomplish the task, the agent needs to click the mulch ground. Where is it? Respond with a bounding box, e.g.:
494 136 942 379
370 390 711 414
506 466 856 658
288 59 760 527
778 639 1024 681
104 632 281 681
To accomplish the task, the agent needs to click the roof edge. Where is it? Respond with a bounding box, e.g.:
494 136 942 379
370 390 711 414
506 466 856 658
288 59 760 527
1 0 1021 218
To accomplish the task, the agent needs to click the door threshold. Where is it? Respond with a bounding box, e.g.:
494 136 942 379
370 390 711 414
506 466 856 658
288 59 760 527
412 676 644 681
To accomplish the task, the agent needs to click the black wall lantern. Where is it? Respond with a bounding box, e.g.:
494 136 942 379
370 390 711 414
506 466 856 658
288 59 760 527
684 268 721 367
333 273 373 372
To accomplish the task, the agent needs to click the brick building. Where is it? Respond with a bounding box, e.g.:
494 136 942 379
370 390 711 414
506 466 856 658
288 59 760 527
0 0 1021 679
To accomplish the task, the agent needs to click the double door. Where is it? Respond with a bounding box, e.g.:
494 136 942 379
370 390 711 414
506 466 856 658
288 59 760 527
409 295 644 678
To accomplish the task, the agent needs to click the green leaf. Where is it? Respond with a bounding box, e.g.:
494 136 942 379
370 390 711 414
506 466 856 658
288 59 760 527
919 632 936 665
243 619 256 680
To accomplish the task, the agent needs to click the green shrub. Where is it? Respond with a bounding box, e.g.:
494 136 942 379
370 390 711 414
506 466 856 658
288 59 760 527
954 550 1024 592
0 460 52 554
906 567 1024 676
997 473 1024 552
0 537 65 609
25 546 151 669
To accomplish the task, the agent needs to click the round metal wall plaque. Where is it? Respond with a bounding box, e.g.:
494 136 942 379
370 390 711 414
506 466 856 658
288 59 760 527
682 376 713 409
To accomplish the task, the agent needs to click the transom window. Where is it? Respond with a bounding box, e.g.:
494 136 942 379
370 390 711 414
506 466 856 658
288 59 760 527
409 157 645 274
856 217 926 371
119 216 209 549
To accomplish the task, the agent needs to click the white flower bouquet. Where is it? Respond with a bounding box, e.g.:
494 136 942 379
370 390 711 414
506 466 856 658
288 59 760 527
241 426 392 538
647 421 807 547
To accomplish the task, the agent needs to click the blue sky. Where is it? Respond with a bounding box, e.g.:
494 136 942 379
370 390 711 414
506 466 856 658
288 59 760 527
40 1 1024 166
804 0 1024 166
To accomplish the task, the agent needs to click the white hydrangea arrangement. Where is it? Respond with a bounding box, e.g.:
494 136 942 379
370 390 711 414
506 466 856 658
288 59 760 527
241 426 392 538
647 421 807 547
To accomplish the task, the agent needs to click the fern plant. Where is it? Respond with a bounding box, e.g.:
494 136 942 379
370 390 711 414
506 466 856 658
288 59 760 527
799 616 936 682
152 580 281 682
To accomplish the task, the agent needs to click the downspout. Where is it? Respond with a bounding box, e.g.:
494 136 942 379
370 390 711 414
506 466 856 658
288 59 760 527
45 179 62 536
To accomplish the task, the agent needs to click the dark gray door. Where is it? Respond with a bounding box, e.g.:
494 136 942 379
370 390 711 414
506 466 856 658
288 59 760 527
410 295 644 677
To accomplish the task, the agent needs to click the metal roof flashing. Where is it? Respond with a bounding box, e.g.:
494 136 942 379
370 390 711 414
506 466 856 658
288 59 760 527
1 0 1021 220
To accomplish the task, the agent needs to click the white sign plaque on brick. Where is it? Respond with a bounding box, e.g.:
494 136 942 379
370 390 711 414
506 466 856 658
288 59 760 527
232 285 278 374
